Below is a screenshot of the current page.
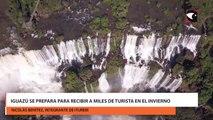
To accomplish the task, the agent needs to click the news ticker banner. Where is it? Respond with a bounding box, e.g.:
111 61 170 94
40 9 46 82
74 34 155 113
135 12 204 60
5 93 198 115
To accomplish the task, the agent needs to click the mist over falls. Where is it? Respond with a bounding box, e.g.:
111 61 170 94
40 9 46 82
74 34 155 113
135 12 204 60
0 33 201 99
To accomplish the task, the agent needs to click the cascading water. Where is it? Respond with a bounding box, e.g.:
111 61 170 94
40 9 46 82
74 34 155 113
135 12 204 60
118 33 201 92
0 51 62 98
98 73 111 92
121 64 150 89
164 34 200 61
121 33 200 64
0 31 200 99
57 38 86 64
121 34 163 64
0 34 111 100
0 31 201 120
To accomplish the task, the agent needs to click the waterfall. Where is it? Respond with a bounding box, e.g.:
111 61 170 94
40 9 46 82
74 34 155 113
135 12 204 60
0 32 201 99
88 33 111 70
57 38 87 64
122 34 162 64
0 35 111 100
0 51 62 98
122 64 149 89
98 73 110 92
164 34 200 60
147 69 165 89
118 33 201 92
0 32 201 120
122 33 200 64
